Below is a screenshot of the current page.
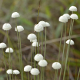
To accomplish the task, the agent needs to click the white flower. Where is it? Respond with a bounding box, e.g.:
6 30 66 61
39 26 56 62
38 60 48 67
0 43 7 48
59 16 68 23
38 21 50 27
27 33 37 42
13 70 20 75
24 65 32 72
11 12 20 18
52 62 61 69
2 23 12 31
34 54 43 62
34 24 44 32
70 14 78 20
63 14 70 19
5 48 13 53
32 42 40 47
15 26 24 32
6 69 13 74
66 39 74 45
30 68 40 75
69 6 77 11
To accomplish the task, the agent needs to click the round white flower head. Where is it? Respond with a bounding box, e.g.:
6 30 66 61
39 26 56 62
24 65 32 72
63 14 70 19
2 23 12 31
0 43 7 48
30 68 40 75
66 39 74 45
59 16 68 23
11 12 20 18
15 26 24 32
38 60 48 67
34 24 43 32
6 69 13 74
27 33 37 41
32 42 40 47
52 62 61 69
34 54 43 62
39 21 50 27
69 6 77 11
5 48 13 53
70 14 78 20
13 70 20 75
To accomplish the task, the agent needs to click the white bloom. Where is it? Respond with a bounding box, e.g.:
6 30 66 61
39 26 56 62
32 42 40 47
13 70 20 75
11 12 20 18
69 6 77 11
59 16 68 23
70 14 78 20
0 43 7 48
27 33 37 42
6 69 13 74
5 48 13 53
2 23 12 31
34 24 43 32
38 60 48 67
30 68 40 75
34 54 43 62
52 62 61 69
63 14 70 19
39 21 50 27
66 39 74 45
24 65 32 72
15 26 24 32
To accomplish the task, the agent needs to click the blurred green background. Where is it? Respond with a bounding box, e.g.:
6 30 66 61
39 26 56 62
0 0 80 80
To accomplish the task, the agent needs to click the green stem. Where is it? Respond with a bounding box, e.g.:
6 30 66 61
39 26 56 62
31 46 32 80
44 27 46 59
41 68 43 80
15 76 16 80
63 19 74 80
77 68 80 80
34 47 36 67
28 73 29 80
41 32 43 54
19 32 23 80
59 23 66 80
54 70 57 80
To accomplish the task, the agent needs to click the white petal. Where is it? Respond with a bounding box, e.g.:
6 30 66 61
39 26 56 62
0 43 7 48
69 6 77 11
24 65 32 72
15 26 24 32
5 48 13 53
70 14 78 20
11 12 20 18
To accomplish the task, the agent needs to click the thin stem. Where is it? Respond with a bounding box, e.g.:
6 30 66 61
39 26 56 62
38 32 39 53
28 73 29 80
41 68 43 80
77 68 80 80
41 32 43 54
63 19 74 80
34 47 36 67
34 75 36 80
31 46 32 80
59 23 66 80
54 70 57 80
19 32 23 80
15 76 16 80
44 27 46 59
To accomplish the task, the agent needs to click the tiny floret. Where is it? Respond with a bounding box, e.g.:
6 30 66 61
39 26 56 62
34 24 44 32
24 65 32 72
11 12 20 18
52 62 61 69
70 14 78 20
0 43 7 48
59 16 68 23
38 60 48 67
69 6 77 11
27 33 37 42
63 14 70 19
6 69 13 74
66 39 74 45
2 23 12 31
30 68 40 75
15 26 24 32
5 48 13 53
32 42 40 47
13 70 20 75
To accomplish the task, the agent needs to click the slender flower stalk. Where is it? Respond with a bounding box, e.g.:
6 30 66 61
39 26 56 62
15 76 16 80
59 23 66 80
63 19 74 80
77 68 80 80
19 32 23 80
